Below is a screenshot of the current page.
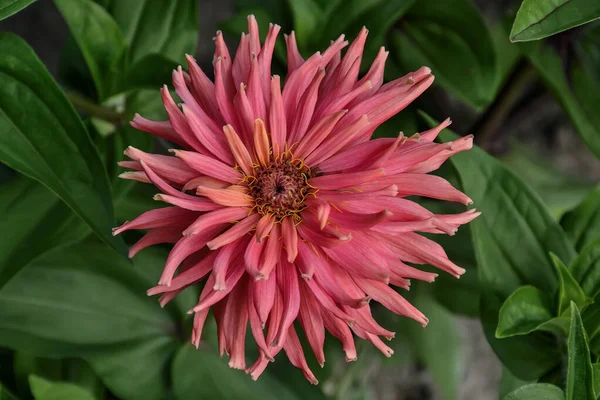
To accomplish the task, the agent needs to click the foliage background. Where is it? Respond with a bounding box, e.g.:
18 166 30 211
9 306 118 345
0 0 600 399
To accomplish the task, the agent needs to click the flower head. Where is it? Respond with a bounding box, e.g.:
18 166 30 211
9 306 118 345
115 15 479 383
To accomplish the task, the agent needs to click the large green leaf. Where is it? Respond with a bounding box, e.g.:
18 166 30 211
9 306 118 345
510 0 600 42
407 284 463 400
54 0 127 102
522 40 600 160
552 253 591 315
0 242 192 400
29 376 94 400
501 143 596 219
570 238 600 299
0 177 89 287
503 383 565 400
496 285 554 338
390 0 498 109
102 0 198 65
561 187 600 252
566 303 596 400
0 0 35 20
428 113 575 379
0 34 126 259
172 344 302 400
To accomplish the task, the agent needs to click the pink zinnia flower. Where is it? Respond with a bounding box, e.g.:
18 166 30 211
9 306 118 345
114 16 478 383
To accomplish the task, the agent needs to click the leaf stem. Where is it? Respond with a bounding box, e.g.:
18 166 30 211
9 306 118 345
473 59 537 151
65 91 123 124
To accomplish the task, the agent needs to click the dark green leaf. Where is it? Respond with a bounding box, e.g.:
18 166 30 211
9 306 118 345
172 344 301 400
593 363 600 396
407 284 463 400
522 40 600 160
124 54 179 92
561 187 600 252
0 382 20 400
0 0 35 20
503 383 565 400
390 0 498 108
510 0 600 42
0 177 89 288
570 238 600 300
496 286 554 338
0 34 126 260
552 253 591 315
501 143 596 219
566 302 596 400
498 367 532 399
29 375 95 400
54 0 127 102
102 0 198 65
424 112 575 379
87 337 178 400
0 242 191 400
287 0 322 47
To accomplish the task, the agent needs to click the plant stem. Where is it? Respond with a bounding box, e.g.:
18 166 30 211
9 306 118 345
473 59 537 151
65 91 123 124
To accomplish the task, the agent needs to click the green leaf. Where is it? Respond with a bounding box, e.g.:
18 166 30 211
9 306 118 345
0 177 89 288
0 34 126 260
496 286 554 338
28 375 95 400
593 363 600 396
54 0 127 102
498 367 532 399
0 242 192 400
424 112 575 379
287 0 322 47
501 143 596 219
124 54 179 92
0 382 20 400
566 302 596 400
407 284 463 400
552 253 591 315
390 0 498 109
570 238 600 299
0 0 35 20
510 0 600 42
561 187 600 252
522 40 600 160
102 0 198 65
172 344 301 400
503 383 565 400
87 337 178 400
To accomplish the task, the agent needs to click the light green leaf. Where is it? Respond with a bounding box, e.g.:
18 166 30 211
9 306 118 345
566 302 596 400
503 383 565 400
0 33 126 261
29 376 94 400
561 187 600 252
54 0 127 102
510 0 600 42
407 284 463 400
0 177 89 288
552 253 591 315
496 286 554 338
522 40 600 160
172 344 302 400
0 0 35 20
391 0 498 109
424 112 575 379
570 238 600 300
103 0 198 64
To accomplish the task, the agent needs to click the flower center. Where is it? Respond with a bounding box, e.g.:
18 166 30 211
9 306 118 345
247 155 314 222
